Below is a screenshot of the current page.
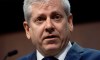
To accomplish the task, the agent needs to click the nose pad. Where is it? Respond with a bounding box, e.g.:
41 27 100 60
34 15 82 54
45 27 54 33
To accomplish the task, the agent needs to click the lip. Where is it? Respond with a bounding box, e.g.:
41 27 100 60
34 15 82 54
43 34 59 40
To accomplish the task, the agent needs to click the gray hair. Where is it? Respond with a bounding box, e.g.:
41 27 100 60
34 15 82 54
23 0 71 22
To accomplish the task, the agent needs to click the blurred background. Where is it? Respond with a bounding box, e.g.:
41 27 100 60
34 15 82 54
0 0 100 60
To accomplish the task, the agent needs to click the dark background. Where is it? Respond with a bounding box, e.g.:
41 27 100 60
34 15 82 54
0 0 100 34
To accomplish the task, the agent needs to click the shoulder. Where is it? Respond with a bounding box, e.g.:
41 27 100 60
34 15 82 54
81 48 100 60
17 52 36 60
70 42 100 60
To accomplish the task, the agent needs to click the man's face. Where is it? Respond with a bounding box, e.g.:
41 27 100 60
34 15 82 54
24 0 73 56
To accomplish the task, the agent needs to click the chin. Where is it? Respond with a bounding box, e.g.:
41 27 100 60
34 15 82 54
44 45 60 56
45 44 60 51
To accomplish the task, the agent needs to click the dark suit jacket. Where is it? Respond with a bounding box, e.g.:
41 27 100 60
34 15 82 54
18 42 100 60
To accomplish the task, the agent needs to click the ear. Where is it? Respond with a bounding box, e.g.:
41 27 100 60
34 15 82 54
23 21 31 39
68 14 73 32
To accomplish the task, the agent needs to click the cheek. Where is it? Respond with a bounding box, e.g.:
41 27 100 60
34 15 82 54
30 25 44 43
30 27 42 47
57 22 70 39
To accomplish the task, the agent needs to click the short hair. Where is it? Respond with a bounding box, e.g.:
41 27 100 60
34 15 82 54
23 0 71 22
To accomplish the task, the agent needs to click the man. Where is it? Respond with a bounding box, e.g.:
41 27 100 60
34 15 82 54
18 0 100 60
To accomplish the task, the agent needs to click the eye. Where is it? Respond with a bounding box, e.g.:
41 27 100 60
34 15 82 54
37 15 46 21
35 15 46 24
51 12 63 21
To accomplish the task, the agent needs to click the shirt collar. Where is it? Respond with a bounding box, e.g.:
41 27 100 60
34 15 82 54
37 41 72 60
37 50 44 60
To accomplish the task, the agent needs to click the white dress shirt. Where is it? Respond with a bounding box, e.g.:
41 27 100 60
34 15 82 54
37 41 72 60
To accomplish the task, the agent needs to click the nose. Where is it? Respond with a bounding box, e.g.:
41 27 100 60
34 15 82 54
45 19 54 33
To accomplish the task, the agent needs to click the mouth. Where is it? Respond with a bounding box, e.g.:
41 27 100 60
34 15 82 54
43 35 59 44
43 35 59 40
44 35 59 44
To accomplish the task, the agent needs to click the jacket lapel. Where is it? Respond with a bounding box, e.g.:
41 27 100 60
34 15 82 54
64 42 84 60
30 51 37 60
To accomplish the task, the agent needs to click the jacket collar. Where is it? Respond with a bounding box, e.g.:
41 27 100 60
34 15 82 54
30 51 37 60
64 42 84 60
